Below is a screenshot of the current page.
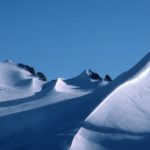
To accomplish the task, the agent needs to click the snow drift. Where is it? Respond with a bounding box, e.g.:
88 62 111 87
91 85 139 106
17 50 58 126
70 52 150 150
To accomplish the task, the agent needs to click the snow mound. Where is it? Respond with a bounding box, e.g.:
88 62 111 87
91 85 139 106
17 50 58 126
0 60 45 101
54 78 78 93
87 52 150 132
70 52 150 150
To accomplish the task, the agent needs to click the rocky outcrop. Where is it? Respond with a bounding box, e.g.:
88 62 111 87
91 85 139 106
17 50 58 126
37 72 47 81
18 63 36 75
104 74 112 82
17 63 47 81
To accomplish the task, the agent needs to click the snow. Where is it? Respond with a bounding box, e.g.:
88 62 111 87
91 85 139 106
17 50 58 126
54 78 90 95
0 67 107 117
55 78 73 93
87 52 150 132
70 52 150 150
0 61 44 101
0 62 111 149
1 52 150 150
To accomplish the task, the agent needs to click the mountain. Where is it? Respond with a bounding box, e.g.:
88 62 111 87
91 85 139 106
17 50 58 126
1 52 150 150
70 52 150 150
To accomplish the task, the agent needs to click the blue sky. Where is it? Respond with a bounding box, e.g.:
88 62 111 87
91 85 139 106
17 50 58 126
0 0 150 80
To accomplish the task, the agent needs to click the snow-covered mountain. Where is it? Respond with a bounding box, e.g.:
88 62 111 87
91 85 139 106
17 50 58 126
0 52 150 150
0 60 112 150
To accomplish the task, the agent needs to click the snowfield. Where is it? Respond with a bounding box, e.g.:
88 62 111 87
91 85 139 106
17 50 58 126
0 52 150 150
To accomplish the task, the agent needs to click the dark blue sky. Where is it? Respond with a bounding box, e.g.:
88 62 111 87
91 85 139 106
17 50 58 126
0 0 149 80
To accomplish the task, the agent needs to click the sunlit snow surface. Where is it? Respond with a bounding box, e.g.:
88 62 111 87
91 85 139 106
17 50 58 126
70 53 150 150
0 61 44 101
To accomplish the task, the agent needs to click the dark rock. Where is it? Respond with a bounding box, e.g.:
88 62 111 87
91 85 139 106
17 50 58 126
104 74 112 82
37 72 47 81
88 70 102 80
18 63 36 75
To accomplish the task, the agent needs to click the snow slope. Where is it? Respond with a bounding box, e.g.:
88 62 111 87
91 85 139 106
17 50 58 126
65 70 108 90
70 52 150 150
0 60 45 101
0 61 112 150
0 69 103 116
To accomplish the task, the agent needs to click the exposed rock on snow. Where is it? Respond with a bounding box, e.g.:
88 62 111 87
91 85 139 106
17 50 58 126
104 74 112 82
86 69 102 80
37 72 47 81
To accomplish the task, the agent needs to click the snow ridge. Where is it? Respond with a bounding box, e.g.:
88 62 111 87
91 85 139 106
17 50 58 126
70 52 150 150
